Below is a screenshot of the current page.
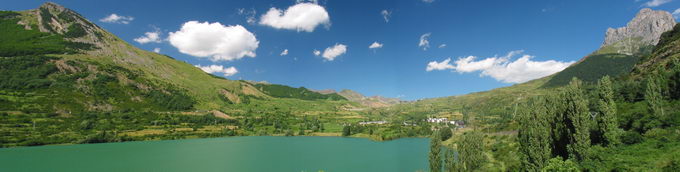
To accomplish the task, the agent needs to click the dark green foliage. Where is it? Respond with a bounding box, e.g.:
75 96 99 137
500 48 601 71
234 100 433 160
429 133 442 172
544 54 639 88
64 23 87 38
0 56 57 90
620 131 644 145
439 127 452 141
518 97 552 171
459 131 486 171
342 125 351 136
0 18 70 56
595 76 621 146
253 83 346 101
146 89 195 111
562 79 591 161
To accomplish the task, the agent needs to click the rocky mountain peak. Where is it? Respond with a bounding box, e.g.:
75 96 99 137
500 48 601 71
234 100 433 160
602 8 676 48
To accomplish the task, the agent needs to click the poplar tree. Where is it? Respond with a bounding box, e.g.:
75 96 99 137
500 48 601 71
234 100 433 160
517 97 552 171
596 76 621 146
459 131 485 171
563 78 591 161
646 73 665 125
429 133 442 172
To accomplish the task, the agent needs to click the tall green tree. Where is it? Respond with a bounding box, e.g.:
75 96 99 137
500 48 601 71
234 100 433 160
517 97 552 171
459 131 485 171
596 76 621 146
429 133 442 172
444 148 460 172
646 73 665 126
563 78 591 161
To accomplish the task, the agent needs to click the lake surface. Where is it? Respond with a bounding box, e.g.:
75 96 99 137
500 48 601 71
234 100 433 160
0 136 429 172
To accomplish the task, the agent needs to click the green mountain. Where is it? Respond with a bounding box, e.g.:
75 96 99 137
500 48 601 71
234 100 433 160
0 2 356 114
0 3 364 147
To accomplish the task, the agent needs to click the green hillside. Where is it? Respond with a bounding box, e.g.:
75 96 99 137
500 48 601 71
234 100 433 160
543 53 640 87
0 3 367 147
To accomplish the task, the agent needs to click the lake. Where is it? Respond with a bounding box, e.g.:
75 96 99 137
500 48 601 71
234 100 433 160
0 136 429 172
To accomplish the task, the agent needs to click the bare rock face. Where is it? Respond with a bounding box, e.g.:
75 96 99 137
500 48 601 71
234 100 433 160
603 8 676 47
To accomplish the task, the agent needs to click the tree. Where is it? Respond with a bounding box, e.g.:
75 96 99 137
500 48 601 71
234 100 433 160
542 157 580 172
563 78 591 161
517 97 552 171
440 127 453 141
459 131 485 171
596 76 621 146
444 148 461 172
645 73 665 128
429 133 442 172
342 125 351 136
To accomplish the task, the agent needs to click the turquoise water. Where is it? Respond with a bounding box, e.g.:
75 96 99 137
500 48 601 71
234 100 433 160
0 136 429 172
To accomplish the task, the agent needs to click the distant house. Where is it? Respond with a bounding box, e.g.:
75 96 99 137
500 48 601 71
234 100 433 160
359 121 388 125
450 120 465 128
426 117 449 123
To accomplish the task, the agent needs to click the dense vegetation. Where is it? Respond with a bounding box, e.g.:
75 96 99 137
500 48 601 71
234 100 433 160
252 83 346 101
544 53 640 87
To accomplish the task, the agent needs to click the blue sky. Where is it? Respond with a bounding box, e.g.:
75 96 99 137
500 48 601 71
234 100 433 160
3 0 680 100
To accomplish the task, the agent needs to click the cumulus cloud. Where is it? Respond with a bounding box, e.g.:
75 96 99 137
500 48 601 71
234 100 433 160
369 41 384 49
644 0 672 7
134 29 162 44
168 21 259 61
381 10 391 23
438 44 447 48
426 50 574 83
153 48 161 53
419 33 431 50
321 44 347 61
313 49 321 56
280 49 289 56
673 8 680 19
259 2 330 32
426 58 455 71
99 14 134 24
195 65 238 76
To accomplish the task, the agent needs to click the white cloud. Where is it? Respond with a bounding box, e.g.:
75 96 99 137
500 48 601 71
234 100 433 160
259 2 330 32
419 33 431 50
99 14 134 24
153 48 161 53
168 21 259 61
644 0 672 7
381 10 392 23
134 30 162 44
369 41 384 49
426 58 455 71
313 49 321 56
438 44 447 48
280 49 289 56
673 8 680 19
422 0 435 3
195 65 238 76
321 43 347 61
426 50 574 83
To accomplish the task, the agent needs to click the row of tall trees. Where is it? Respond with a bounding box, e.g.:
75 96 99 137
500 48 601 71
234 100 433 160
517 72 675 171
429 130 486 172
